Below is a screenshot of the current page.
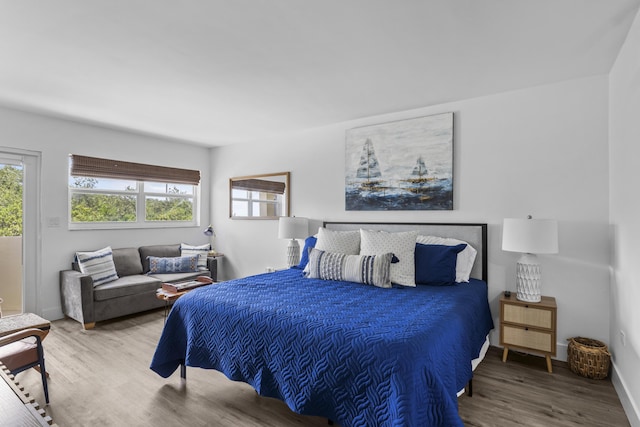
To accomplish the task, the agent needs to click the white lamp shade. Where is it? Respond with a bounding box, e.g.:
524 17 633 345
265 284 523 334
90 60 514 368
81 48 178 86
502 218 558 254
278 216 309 240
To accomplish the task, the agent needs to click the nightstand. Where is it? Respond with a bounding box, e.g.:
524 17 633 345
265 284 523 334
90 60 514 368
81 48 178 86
500 294 557 373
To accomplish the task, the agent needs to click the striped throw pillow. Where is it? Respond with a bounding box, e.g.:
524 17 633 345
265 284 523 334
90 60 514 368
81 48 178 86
306 248 393 288
180 243 211 269
75 246 119 286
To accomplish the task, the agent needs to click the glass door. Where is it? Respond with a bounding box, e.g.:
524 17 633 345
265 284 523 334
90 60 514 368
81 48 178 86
0 155 24 315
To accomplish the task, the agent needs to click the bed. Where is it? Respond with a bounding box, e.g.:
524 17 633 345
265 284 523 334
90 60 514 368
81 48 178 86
150 222 494 427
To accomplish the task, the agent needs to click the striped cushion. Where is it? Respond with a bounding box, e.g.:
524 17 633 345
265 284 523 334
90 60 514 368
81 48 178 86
75 246 119 286
180 243 210 269
306 248 393 288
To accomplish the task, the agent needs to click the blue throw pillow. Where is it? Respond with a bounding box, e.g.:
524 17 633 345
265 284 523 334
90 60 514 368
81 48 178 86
147 255 199 274
415 243 467 285
295 236 317 269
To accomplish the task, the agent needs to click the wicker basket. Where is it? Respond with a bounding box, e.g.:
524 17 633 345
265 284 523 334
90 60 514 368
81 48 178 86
567 337 610 379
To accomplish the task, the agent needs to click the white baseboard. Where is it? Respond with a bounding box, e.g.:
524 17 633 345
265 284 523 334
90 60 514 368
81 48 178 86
556 342 568 361
612 361 640 427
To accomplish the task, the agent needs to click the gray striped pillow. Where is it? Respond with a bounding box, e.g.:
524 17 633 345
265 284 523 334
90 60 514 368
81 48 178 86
180 243 211 269
306 248 393 288
75 246 119 286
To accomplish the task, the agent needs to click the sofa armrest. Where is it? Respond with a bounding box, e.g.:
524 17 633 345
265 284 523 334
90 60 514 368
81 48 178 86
206 257 218 281
60 269 95 328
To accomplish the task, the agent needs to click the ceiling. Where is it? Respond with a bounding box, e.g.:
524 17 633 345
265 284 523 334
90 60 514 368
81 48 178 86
0 1 638 147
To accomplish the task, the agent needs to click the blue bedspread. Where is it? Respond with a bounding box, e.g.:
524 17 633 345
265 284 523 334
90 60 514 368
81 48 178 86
150 268 493 427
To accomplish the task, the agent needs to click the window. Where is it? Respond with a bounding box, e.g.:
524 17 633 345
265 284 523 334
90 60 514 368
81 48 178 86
229 172 289 219
68 155 200 229
231 188 283 218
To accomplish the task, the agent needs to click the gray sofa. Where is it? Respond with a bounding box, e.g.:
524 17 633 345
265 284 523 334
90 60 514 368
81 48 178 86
60 244 217 329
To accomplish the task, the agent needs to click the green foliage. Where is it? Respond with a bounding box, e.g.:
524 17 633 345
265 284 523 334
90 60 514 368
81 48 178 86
146 197 193 221
69 177 193 223
0 165 23 236
71 194 137 222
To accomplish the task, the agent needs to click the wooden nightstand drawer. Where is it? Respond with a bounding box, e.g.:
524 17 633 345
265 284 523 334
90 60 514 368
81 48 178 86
502 325 553 353
503 304 552 329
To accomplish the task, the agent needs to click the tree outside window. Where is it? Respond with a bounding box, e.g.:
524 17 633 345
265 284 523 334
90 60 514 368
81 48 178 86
0 165 22 236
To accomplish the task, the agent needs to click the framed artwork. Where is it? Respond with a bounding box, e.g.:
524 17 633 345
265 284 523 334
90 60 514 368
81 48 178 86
345 112 453 211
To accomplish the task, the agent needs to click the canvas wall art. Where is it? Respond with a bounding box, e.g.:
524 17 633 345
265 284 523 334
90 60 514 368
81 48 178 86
345 112 453 210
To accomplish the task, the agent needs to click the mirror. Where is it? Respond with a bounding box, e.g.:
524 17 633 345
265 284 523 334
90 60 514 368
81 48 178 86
229 172 290 219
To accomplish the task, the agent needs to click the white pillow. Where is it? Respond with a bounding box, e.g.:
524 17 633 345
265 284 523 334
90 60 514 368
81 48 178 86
180 243 211 269
360 229 418 287
416 235 477 282
315 227 360 255
75 246 119 286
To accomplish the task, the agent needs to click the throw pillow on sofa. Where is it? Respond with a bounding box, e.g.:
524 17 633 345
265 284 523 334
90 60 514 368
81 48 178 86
180 243 210 269
147 255 199 274
75 246 119 286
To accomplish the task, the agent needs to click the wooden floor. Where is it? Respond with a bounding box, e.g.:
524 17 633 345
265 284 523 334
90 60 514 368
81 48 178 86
14 309 629 426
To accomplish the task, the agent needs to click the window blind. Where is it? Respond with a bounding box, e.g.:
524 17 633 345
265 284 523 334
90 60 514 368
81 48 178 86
232 178 286 194
70 155 200 185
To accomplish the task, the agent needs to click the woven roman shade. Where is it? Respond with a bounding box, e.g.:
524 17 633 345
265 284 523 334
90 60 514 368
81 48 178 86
70 155 200 185
232 178 286 194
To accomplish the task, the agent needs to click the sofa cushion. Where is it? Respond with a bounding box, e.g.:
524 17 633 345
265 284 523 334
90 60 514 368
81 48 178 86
180 243 211 269
93 275 162 302
148 255 199 274
139 244 181 273
75 246 119 286
112 248 144 277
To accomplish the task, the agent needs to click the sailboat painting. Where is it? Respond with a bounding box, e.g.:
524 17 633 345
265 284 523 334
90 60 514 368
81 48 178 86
345 112 453 210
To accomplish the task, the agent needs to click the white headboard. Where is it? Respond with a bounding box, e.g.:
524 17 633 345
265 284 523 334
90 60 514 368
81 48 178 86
323 222 488 282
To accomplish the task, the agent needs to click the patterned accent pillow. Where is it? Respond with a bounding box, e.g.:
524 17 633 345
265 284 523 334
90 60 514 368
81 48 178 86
180 243 211 270
315 228 360 255
416 235 477 282
147 255 199 274
306 248 393 288
75 246 119 286
360 229 418 287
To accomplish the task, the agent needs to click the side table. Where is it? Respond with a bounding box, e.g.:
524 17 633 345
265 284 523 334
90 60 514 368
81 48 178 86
500 294 557 373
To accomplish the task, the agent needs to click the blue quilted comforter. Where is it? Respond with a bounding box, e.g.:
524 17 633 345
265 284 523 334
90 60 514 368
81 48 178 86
150 268 493 427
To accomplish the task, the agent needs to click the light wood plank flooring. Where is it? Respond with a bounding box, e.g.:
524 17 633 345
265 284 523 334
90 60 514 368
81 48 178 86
13 309 629 426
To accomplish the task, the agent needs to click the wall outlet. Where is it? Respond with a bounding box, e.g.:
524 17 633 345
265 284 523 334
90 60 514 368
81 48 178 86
620 330 626 347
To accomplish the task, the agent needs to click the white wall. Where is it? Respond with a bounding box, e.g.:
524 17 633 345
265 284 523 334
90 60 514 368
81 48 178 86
609 7 640 426
0 106 212 320
211 75 611 360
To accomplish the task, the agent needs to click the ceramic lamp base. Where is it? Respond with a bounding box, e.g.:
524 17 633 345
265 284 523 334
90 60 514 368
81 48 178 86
516 253 542 302
286 239 300 267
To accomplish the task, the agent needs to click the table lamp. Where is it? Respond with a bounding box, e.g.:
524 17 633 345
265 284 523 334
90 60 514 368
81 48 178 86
278 216 309 267
203 224 216 255
502 216 558 302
